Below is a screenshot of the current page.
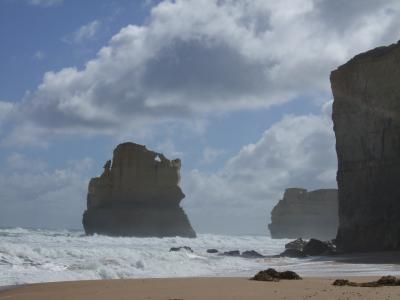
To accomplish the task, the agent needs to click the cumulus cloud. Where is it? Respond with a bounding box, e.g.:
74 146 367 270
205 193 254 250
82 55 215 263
3 0 400 145
183 104 337 234
33 50 45 60
72 20 101 43
200 147 225 165
0 101 13 130
0 154 94 229
6 153 47 171
155 139 184 158
0 101 13 119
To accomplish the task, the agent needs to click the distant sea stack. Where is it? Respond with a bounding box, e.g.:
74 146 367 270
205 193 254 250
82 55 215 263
268 188 338 239
331 41 400 251
82 142 196 238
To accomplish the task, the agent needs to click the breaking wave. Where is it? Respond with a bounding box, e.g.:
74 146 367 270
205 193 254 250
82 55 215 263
1 227 399 286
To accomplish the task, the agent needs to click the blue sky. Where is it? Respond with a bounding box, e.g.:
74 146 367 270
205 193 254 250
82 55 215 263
1 1 151 100
0 0 399 234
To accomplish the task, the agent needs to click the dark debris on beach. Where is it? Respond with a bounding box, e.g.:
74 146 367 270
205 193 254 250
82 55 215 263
251 268 302 282
333 276 400 287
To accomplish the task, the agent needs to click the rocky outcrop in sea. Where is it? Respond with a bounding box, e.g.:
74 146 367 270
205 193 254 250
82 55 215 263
82 142 196 237
331 41 400 252
268 188 338 239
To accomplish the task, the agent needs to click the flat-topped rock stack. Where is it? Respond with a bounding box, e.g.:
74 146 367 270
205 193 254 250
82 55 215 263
331 41 400 251
82 142 196 237
268 188 338 239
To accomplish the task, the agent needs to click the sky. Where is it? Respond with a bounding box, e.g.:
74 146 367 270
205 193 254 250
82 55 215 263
0 0 399 235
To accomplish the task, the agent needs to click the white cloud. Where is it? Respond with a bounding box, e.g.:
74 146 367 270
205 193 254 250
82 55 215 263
183 104 337 234
72 20 101 43
0 101 13 131
200 147 224 164
2 123 50 148
155 139 184 158
34 50 45 60
143 0 155 8
0 101 13 120
3 0 400 145
29 0 63 7
6 153 47 171
0 155 94 229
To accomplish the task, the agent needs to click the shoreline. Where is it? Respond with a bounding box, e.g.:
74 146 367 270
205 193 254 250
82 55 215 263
1 276 400 300
0 285 17 292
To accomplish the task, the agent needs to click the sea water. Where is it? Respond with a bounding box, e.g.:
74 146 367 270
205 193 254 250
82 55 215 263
1 227 400 286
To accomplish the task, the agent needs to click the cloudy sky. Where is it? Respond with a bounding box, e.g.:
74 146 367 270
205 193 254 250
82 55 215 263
0 0 399 235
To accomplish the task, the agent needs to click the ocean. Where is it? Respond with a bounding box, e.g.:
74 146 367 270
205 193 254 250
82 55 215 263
1 227 400 286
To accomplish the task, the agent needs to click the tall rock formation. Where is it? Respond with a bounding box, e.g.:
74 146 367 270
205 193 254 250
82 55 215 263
82 142 196 238
268 188 338 239
331 41 400 251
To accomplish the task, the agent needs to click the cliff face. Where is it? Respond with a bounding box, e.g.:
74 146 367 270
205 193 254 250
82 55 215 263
82 142 196 237
268 188 338 239
331 41 400 251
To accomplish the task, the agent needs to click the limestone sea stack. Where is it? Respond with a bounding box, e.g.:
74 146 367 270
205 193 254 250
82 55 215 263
331 41 400 251
268 188 338 239
82 142 196 238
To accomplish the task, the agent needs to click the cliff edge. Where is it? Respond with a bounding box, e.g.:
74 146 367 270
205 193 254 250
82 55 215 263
82 142 196 238
331 41 400 251
268 188 338 239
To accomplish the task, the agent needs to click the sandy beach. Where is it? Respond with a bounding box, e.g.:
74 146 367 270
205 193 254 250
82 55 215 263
1 277 399 300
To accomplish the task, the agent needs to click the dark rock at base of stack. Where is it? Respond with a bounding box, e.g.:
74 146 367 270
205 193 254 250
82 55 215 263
302 239 331 256
285 238 307 251
279 238 336 257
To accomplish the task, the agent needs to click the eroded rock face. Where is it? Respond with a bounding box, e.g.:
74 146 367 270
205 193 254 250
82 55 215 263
331 41 400 252
268 188 338 239
82 142 196 237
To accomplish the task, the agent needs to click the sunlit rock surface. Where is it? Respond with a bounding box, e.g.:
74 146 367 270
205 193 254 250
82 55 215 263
82 142 196 237
331 41 400 251
268 188 338 239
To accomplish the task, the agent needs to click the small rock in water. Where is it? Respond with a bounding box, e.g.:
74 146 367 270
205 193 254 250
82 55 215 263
285 238 307 251
135 260 145 269
279 248 307 258
221 250 241 257
241 250 265 258
252 268 302 281
206 249 218 253
169 246 193 253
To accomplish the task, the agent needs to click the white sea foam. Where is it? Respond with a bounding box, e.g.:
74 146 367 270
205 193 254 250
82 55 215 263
0 227 399 286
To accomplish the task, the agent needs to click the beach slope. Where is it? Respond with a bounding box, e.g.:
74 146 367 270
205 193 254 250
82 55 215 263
1 277 400 300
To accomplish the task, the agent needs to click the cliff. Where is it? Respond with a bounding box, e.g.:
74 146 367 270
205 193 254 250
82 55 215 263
268 188 338 239
331 41 400 251
82 142 196 237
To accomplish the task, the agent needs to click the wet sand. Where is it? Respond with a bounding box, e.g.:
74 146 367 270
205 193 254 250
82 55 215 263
1 277 400 300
